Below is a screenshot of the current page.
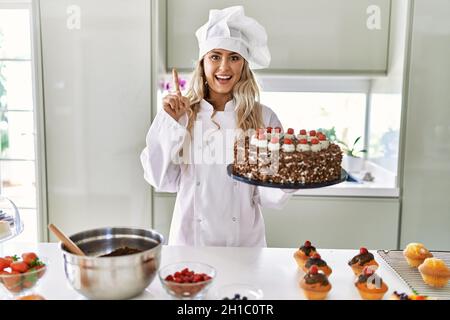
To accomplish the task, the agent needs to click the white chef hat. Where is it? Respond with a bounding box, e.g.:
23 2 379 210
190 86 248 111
195 6 271 70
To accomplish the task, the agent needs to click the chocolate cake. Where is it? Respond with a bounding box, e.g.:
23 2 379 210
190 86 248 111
233 128 343 184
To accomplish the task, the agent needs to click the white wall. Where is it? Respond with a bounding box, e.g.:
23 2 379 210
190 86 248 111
367 0 410 174
39 0 152 239
400 0 450 250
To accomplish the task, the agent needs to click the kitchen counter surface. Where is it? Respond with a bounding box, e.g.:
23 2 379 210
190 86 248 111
0 243 412 300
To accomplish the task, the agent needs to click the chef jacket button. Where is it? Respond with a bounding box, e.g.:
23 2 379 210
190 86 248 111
196 181 200 187
233 182 238 186
232 217 237 222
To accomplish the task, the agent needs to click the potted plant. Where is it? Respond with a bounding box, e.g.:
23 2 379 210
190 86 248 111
337 136 367 172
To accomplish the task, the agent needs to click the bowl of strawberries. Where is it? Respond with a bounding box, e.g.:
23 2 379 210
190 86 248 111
0 252 47 298
158 262 216 299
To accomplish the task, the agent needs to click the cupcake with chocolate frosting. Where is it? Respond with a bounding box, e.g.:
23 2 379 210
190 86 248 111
299 265 332 300
348 247 379 275
294 240 317 269
355 267 388 300
303 253 332 276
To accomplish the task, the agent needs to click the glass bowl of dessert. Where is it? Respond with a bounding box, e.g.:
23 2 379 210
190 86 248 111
159 262 216 300
0 252 47 299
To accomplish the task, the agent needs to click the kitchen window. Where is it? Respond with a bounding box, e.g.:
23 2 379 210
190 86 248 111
157 74 401 192
0 3 38 243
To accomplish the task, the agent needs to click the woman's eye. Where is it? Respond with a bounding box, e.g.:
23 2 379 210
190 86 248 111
231 56 240 61
210 55 220 61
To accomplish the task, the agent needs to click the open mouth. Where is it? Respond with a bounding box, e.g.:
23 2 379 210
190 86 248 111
215 75 233 84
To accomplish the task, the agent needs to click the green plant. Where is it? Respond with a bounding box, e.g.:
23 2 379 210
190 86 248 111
317 126 337 142
337 136 367 157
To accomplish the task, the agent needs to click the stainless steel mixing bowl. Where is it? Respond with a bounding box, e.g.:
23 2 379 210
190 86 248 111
60 227 164 300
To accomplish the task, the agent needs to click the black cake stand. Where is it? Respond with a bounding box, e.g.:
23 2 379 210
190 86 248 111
227 164 348 189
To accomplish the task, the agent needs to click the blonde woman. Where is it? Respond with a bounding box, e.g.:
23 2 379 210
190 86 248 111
141 6 294 247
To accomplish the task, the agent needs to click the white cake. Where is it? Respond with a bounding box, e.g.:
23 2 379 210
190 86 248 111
0 220 12 239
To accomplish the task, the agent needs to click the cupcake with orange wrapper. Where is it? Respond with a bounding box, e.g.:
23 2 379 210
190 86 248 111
303 253 332 276
348 247 379 275
403 243 433 267
299 265 332 300
418 257 450 287
294 241 317 269
354 267 388 300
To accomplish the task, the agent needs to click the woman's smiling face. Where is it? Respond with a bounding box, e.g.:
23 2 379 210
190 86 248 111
203 49 245 97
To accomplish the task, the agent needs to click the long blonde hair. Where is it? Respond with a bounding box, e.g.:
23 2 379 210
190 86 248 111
184 59 264 133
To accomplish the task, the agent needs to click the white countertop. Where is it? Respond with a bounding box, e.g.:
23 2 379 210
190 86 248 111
0 243 412 300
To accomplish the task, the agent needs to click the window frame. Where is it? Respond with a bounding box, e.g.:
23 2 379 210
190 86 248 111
0 0 43 243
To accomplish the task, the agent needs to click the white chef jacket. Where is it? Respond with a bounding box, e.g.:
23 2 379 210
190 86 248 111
140 99 293 247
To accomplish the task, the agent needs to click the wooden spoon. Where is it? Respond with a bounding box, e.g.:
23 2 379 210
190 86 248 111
48 224 85 256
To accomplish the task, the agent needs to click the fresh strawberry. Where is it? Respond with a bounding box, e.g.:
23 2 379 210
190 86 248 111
22 252 38 266
309 265 319 275
10 261 29 273
318 134 326 141
4 255 19 263
311 139 319 145
299 139 308 144
360 247 369 255
266 127 273 133
299 129 307 135
304 240 311 247
287 128 294 135
309 130 317 136
0 258 12 270
284 139 292 145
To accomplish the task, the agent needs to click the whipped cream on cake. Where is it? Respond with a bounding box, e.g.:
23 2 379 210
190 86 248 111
233 128 343 184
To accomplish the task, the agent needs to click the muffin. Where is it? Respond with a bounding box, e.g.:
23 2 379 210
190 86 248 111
355 267 388 300
348 247 379 275
299 265 332 300
303 253 332 276
418 257 450 287
403 243 433 267
294 240 317 269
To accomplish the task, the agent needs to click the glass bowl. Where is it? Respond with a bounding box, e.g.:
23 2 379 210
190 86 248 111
0 257 47 299
158 261 216 300
216 283 264 300
0 196 23 243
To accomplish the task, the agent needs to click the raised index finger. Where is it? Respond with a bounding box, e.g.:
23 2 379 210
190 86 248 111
172 68 181 94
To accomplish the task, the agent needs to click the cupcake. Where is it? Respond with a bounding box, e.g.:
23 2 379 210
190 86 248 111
418 257 450 287
303 253 332 276
294 240 317 269
299 265 332 300
403 243 433 267
355 267 388 300
348 247 379 276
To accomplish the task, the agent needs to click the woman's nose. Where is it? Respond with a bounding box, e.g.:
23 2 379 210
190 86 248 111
218 57 231 71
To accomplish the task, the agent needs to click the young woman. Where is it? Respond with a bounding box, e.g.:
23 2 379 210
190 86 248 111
141 6 294 247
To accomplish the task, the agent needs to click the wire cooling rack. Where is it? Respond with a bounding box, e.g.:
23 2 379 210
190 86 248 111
378 250 450 299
